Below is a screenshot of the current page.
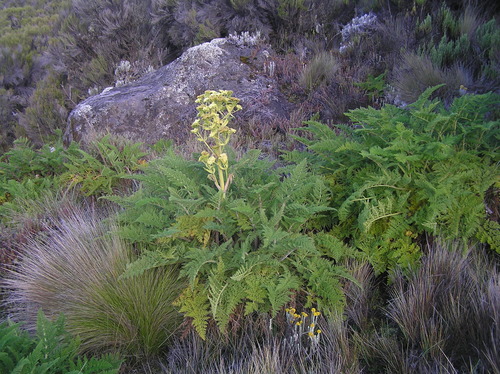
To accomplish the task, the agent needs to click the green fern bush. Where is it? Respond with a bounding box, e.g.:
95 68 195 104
0 136 78 218
60 134 147 196
3 202 183 359
0 310 122 374
287 86 500 274
110 145 358 339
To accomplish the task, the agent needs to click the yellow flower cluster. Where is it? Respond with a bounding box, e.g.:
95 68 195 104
191 90 241 198
285 307 322 345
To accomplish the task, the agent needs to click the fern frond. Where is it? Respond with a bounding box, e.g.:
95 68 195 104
313 232 359 261
120 249 178 279
174 282 211 340
244 274 268 315
180 244 229 286
476 220 500 254
266 272 300 316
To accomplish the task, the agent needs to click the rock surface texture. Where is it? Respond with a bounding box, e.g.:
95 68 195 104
64 36 291 146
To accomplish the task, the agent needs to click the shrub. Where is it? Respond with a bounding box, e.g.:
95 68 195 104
18 71 68 146
0 310 122 374
392 4 500 102
109 91 357 339
59 134 147 196
3 202 184 359
287 86 500 274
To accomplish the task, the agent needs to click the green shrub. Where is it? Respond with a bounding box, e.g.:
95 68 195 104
354 71 387 104
4 202 183 359
287 86 500 274
20 72 68 145
0 136 78 217
60 135 147 196
0 310 122 374
112 147 357 339
110 92 358 339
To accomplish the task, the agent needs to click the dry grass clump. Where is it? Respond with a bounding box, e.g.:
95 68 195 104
386 243 499 372
3 198 183 359
163 311 359 374
392 52 473 104
300 51 340 92
343 261 376 331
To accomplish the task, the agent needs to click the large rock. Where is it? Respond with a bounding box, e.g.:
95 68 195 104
64 36 292 146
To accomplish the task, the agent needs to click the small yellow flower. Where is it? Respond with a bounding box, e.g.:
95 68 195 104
296 321 303 326
311 308 316 313
316 329 322 334
301 312 308 317
309 323 315 328
313 311 321 317
308 332 314 337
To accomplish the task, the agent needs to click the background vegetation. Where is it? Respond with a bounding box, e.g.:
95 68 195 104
0 0 499 373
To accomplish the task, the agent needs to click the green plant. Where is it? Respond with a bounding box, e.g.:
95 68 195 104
191 90 241 198
0 136 78 218
60 135 147 196
112 146 356 339
354 71 387 103
4 201 183 359
0 310 122 374
299 52 340 92
287 86 500 273
20 71 68 145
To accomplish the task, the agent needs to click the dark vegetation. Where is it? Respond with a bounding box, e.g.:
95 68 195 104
0 0 499 373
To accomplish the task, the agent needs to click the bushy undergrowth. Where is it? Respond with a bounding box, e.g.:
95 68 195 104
2 0 499 150
0 310 122 373
287 86 500 273
109 146 356 338
160 244 498 373
0 135 146 219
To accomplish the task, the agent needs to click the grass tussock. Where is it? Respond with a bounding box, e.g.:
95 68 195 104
3 198 183 359
385 243 499 372
393 52 473 104
300 51 340 92
163 311 359 374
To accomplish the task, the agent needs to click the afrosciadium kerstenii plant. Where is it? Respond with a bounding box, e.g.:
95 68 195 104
3 201 183 359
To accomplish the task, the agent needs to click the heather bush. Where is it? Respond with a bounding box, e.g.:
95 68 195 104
18 71 68 145
0 1 69 149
